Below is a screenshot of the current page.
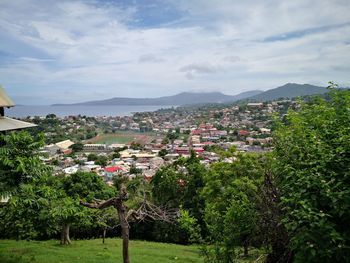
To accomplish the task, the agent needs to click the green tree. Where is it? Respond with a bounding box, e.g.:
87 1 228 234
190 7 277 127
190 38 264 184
112 151 121 159
0 131 50 194
273 88 350 262
129 165 142 175
0 175 60 240
70 142 84 152
158 148 168 157
130 142 143 150
87 153 98 161
56 172 116 244
202 154 264 262
151 155 207 243
51 196 87 245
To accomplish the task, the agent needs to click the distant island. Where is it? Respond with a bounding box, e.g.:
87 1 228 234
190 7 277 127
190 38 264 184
52 83 327 106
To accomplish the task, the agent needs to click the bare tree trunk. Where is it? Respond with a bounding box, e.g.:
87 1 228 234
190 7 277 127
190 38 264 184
118 198 130 263
60 223 71 245
102 227 107 244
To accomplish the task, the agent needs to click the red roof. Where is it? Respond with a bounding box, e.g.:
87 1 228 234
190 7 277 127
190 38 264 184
105 166 123 173
191 129 201 135
193 147 205 153
239 130 250 136
203 141 215 145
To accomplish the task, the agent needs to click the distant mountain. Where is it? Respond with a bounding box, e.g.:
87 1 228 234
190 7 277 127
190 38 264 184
52 90 263 106
247 83 328 101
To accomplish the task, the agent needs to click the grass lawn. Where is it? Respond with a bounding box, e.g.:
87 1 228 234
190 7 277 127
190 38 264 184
88 132 155 145
0 238 203 263
91 134 136 144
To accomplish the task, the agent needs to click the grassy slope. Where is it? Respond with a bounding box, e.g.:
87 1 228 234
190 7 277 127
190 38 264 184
0 239 203 263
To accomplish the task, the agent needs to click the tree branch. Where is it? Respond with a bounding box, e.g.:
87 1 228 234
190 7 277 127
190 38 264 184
80 197 122 210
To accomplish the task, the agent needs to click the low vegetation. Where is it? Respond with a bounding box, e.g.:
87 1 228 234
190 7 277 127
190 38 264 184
0 239 202 263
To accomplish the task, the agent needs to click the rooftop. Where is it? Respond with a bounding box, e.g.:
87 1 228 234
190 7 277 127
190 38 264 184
0 116 36 132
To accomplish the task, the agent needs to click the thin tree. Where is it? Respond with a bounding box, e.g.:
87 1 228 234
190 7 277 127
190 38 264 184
81 183 178 263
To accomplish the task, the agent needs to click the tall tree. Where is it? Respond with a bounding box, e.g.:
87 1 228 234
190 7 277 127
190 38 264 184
202 153 265 262
151 155 207 241
274 87 350 262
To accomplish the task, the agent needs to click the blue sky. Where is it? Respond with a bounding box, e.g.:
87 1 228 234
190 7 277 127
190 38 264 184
0 0 349 104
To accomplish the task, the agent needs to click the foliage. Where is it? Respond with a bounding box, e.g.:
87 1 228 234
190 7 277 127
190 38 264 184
129 165 142 175
166 131 180 141
178 209 202 243
273 88 350 262
0 131 50 193
87 154 108 167
130 142 143 150
111 151 121 159
203 145 236 159
69 143 84 152
158 148 168 157
0 176 61 240
151 155 207 243
0 172 116 243
50 196 88 230
60 172 115 202
201 154 265 262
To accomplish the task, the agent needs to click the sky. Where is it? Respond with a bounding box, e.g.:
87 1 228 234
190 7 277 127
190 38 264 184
0 0 349 105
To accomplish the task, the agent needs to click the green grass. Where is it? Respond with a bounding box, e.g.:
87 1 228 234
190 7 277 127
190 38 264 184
93 134 136 144
88 132 155 145
0 239 203 263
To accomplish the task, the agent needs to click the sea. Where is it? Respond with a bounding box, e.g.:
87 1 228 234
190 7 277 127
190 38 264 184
6 105 176 118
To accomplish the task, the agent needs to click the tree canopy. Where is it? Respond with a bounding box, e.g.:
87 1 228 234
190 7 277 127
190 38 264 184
274 88 350 262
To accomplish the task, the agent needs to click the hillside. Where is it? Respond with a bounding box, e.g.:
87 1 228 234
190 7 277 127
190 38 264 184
247 83 327 101
52 90 262 106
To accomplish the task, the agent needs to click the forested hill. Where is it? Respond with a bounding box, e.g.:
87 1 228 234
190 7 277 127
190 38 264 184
247 83 327 101
52 90 262 106
52 83 329 106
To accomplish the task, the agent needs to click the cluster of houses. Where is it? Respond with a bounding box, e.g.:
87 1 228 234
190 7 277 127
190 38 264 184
32 98 289 185
45 146 165 185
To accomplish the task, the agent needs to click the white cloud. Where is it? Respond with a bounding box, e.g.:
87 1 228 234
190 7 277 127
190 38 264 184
0 0 349 104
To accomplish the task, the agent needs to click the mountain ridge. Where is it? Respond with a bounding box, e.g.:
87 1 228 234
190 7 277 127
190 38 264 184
52 83 329 106
247 83 327 101
52 90 262 106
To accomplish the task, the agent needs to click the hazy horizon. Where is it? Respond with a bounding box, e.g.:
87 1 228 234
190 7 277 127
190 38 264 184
1 0 349 105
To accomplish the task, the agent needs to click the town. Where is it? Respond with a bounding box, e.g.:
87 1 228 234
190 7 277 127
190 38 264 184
18 99 296 185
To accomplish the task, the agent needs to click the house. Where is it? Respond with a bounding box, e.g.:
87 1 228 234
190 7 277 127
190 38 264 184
55 140 75 153
43 144 60 156
81 164 101 173
260 128 271 134
63 165 79 174
83 144 107 151
238 130 250 136
164 153 180 160
175 146 190 155
247 103 263 108
193 147 205 153
104 166 124 178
